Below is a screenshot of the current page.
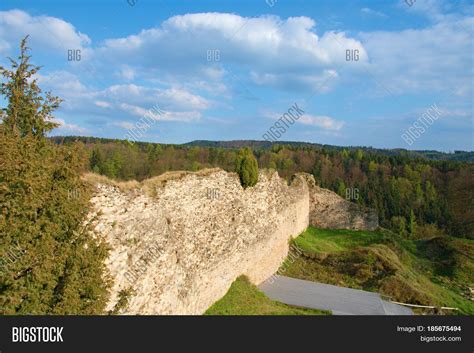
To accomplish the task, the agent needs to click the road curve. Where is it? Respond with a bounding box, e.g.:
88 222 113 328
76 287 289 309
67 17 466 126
259 275 413 315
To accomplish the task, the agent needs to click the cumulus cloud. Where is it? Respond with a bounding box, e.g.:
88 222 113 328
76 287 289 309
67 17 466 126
0 9 91 55
36 71 87 95
361 1 473 96
98 13 367 91
103 84 210 111
36 70 208 110
35 71 208 123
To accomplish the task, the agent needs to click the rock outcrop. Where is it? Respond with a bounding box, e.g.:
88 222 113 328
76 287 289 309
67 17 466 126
297 174 378 231
86 169 377 314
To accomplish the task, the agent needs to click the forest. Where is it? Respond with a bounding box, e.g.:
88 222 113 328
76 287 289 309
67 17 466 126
52 135 474 240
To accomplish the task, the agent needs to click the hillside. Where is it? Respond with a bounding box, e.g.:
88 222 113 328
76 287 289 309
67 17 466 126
282 227 474 314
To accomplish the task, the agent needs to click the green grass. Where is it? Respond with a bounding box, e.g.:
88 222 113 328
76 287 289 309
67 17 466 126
205 276 330 315
294 227 385 253
284 226 474 315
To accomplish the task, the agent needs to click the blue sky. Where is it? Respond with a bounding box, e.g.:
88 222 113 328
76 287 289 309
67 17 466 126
0 0 472 151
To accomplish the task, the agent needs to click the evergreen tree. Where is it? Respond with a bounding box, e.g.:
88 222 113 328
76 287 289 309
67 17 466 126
0 36 61 138
90 147 104 173
0 37 109 314
235 148 259 188
337 180 346 198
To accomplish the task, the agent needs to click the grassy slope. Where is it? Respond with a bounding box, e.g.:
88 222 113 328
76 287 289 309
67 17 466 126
284 227 474 314
205 276 330 315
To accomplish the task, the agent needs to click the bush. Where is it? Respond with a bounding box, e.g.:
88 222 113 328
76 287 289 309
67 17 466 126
413 223 445 240
391 216 407 237
235 148 258 188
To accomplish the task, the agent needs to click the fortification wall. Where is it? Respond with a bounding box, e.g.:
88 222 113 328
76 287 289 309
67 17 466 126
87 169 309 314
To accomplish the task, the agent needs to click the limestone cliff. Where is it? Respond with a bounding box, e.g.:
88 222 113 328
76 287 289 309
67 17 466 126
86 169 377 315
297 173 379 231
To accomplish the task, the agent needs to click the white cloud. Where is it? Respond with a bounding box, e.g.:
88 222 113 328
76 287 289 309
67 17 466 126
298 114 344 130
0 10 91 55
361 11 473 96
33 70 208 124
397 0 463 21
53 118 88 134
264 109 344 131
94 100 111 108
36 71 87 95
35 71 209 116
104 84 209 111
112 121 135 130
159 111 202 122
99 13 367 91
251 69 339 92
434 107 472 118
361 7 388 18
118 66 136 81
118 103 201 122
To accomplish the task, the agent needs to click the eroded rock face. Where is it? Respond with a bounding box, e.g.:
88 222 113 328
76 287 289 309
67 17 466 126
87 170 309 314
297 174 378 231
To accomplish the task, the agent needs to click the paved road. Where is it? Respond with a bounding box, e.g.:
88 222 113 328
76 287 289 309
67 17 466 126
259 275 413 315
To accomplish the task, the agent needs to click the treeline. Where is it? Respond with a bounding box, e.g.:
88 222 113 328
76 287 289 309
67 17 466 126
53 136 473 240
185 140 474 162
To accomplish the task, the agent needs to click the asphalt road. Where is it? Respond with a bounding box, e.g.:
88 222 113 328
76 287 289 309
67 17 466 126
259 275 413 315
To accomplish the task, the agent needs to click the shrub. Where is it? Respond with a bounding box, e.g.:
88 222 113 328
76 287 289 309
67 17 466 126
235 148 258 188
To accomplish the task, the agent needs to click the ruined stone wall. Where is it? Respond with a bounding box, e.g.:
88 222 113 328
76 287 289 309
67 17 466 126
87 169 378 315
87 169 309 315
